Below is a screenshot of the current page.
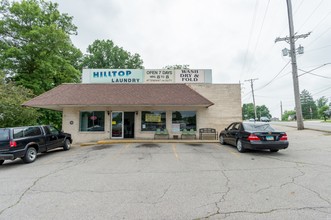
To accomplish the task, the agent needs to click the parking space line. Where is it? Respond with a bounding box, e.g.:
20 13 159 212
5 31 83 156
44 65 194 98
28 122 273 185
172 144 180 160
212 143 240 157
226 148 240 157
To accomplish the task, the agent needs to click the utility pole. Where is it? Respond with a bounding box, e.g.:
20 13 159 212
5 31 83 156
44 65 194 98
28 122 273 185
245 78 258 120
275 0 310 130
280 101 283 121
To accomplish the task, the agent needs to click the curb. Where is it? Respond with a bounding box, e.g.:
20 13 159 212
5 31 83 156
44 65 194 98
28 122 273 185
78 139 219 146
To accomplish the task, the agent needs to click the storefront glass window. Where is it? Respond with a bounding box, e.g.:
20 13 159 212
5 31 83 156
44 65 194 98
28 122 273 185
172 111 196 132
80 111 105 132
141 111 166 131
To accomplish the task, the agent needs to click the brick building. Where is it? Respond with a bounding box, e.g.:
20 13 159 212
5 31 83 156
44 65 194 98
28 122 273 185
24 69 241 143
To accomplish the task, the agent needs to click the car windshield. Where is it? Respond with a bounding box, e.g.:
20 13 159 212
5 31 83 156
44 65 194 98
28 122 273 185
0 129 9 141
243 123 275 132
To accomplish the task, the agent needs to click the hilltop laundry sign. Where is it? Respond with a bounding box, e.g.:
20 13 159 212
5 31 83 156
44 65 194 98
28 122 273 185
82 69 143 83
174 69 205 83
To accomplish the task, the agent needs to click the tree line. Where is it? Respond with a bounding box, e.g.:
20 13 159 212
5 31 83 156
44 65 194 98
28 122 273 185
282 90 330 121
243 89 330 121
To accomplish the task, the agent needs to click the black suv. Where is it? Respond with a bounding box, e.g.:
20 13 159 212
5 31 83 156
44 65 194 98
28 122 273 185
0 125 72 165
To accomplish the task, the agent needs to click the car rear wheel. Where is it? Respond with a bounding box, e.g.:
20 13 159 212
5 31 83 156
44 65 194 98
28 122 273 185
270 149 279 152
22 147 37 163
236 140 246 153
0 160 4 165
219 135 225 145
63 139 71 151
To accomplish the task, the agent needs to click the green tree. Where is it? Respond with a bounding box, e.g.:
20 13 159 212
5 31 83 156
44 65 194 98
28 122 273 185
300 89 318 119
242 103 271 120
242 103 255 120
0 72 40 127
0 0 82 95
282 110 296 121
0 0 82 128
256 105 272 119
316 96 329 119
81 39 143 69
316 96 328 108
318 105 330 120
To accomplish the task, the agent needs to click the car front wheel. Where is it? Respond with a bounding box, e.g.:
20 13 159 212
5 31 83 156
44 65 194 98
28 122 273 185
236 140 246 153
22 147 37 163
0 160 4 165
63 139 71 151
219 135 225 145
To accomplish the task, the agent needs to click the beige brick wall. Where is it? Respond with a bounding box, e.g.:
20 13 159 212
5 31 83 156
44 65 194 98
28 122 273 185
189 83 242 133
62 83 242 144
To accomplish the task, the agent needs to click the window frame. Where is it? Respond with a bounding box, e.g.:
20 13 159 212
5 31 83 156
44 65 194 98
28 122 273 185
79 111 105 132
141 111 166 131
171 111 197 132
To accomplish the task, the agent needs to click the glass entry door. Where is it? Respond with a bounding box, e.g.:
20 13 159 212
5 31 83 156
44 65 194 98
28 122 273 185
111 112 123 138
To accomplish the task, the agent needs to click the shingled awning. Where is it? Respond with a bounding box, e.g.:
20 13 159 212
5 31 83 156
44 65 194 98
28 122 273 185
23 83 214 111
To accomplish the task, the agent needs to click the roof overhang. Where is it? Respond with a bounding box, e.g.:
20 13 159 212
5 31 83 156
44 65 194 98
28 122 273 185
23 103 214 111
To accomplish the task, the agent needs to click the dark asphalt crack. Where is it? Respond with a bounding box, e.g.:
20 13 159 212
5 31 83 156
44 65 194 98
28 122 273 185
293 182 331 206
0 156 89 217
264 155 331 169
198 206 331 219
155 185 172 204
279 166 305 188
201 170 231 219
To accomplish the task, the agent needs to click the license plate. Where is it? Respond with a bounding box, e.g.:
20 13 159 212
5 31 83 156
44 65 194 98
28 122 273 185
266 136 274 141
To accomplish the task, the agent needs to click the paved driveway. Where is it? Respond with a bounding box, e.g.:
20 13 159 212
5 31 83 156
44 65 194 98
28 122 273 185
0 126 331 220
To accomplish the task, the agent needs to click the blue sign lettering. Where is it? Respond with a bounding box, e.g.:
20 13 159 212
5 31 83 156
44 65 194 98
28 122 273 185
93 70 133 78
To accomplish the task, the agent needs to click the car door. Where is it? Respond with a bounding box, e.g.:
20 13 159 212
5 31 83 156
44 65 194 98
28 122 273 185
228 123 240 146
43 126 62 150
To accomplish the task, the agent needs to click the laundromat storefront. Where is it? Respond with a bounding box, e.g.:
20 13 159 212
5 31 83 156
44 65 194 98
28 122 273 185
23 69 242 144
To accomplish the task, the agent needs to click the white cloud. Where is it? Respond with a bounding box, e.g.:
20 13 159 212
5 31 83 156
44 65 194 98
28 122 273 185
54 0 331 118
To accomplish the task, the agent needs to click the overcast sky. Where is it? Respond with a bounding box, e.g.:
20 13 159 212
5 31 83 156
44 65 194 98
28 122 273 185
53 0 331 119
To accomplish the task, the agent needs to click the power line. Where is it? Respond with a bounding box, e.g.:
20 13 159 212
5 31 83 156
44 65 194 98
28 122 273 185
293 0 305 15
247 0 271 75
256 60 291 91
240 0 259 80
298 69 331 79
306 26 331 48
297 0 325 32
310 12 331 33
312 86 331 96
305 44 331 53
298 63 331 78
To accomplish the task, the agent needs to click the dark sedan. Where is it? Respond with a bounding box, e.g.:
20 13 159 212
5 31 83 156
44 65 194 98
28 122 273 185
219 122 289 153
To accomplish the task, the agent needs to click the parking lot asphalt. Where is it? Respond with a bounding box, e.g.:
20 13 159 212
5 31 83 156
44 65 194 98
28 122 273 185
0 125 330 220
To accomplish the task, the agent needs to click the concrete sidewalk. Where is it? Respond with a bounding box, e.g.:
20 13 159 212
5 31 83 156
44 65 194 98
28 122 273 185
272 121 331 133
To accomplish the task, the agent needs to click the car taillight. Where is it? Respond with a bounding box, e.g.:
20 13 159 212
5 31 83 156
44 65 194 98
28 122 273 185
280 134 288 141
10 141 17 147
247 134 260 141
